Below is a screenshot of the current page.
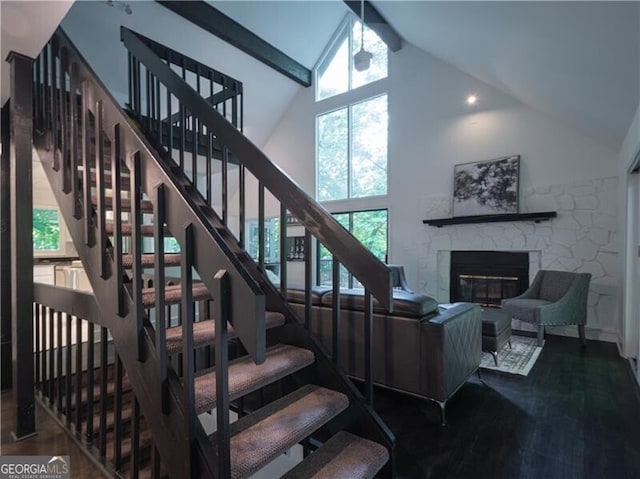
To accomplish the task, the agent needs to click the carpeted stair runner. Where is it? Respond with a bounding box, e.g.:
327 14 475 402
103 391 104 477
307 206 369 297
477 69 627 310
193 344 314 414
121 253 181 268
165 311 285 355
90 171 131 190
282 431 389 479
140 282 210 306
94 195 154 213
105 223 168 237
210 384 349 479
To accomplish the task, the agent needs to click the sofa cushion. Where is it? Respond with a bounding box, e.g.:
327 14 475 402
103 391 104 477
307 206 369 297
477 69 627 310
283 285 332 306
320 288 439 318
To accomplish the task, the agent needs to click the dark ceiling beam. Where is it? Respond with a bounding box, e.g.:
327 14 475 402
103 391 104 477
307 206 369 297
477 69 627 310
344 1 402 52
156 0 311 87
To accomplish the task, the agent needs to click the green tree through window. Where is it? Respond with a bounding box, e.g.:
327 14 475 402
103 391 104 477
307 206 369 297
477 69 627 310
317 95 387 201
33 208 60 251
317 209 388 287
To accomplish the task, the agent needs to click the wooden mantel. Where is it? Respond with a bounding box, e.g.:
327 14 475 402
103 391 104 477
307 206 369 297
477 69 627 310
423 211 557 227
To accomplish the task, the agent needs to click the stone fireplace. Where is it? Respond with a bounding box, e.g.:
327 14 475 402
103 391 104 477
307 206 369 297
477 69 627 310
449 251 529 306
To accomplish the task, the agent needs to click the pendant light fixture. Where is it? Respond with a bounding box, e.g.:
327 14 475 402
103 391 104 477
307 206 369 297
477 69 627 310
353 0 373 72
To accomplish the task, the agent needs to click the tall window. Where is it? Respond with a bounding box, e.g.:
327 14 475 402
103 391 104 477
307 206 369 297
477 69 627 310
317 95 387 202
316 15 388 203
317 209 388 287
33 208 61 252
316 20 388 101
315 15 389 285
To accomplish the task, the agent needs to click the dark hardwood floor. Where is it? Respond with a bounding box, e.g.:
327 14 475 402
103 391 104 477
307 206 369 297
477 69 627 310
375 334 640 479
0 391 107 478
1 334 638 478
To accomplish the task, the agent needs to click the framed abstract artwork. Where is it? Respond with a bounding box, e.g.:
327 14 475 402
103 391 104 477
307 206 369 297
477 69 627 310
452 155 520 217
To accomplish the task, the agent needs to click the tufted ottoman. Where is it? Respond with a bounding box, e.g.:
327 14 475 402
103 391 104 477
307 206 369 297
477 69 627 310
481 308 512 366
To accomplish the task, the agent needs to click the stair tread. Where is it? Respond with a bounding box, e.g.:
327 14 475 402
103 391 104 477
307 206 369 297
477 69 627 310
165 311 285 355
90 171 131 189
105 223 169 237
94 196 154 213
194 344 313 414
210 384 348 479
90 402 134 436
141 283 210 306
105 425 154 466
122 253 181 268
281 431 389 479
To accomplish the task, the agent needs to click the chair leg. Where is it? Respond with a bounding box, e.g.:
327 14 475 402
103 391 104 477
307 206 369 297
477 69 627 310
578 324 586 347
436 400 447 427
537 325 544 346
490 351 499 366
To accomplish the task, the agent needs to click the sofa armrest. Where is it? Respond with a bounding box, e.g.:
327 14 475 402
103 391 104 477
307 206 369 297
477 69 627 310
421 303 482 401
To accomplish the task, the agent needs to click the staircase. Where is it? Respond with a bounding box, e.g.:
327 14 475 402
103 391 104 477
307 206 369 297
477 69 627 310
26 27 395 478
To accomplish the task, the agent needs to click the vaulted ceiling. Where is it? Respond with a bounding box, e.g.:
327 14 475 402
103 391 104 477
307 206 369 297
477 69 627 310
212 0 639 150
2 1 639 151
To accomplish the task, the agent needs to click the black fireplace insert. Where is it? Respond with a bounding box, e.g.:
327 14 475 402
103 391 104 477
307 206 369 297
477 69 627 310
450 251 529 306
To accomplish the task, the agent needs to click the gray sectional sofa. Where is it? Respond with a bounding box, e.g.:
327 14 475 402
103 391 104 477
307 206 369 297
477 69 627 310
286 286 482 425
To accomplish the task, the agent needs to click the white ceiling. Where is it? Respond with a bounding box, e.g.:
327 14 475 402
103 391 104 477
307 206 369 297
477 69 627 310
2 1 639 151
374 1 640 150
0 1 74 105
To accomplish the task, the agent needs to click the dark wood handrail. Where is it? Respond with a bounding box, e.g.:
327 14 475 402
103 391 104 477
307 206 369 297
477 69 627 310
33 283 103 325
121 27 393 311
129 30 242 94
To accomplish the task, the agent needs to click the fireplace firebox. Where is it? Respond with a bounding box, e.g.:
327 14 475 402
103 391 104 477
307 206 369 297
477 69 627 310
450 251 529 306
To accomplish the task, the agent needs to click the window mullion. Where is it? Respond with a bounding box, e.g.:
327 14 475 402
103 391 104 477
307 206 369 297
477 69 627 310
348 18 354 91
348 212 354 288
347 104 352 200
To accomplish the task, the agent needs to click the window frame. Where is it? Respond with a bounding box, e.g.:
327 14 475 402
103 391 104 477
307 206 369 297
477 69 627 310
314 13 389 102
316 92 388 204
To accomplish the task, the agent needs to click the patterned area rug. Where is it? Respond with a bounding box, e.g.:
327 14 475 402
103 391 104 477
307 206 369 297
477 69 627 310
480 335 544 376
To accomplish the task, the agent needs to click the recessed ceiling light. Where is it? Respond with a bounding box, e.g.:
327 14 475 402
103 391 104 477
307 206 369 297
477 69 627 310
466 94 478 106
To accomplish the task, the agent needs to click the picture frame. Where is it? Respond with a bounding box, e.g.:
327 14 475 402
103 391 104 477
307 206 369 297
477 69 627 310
452 155 520 217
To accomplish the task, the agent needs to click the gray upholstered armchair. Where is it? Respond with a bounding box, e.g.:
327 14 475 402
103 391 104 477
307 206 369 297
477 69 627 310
501 270 592 346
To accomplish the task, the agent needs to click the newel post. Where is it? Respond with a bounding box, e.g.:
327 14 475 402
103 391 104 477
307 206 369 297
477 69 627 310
7 51 36 440
1 101 11 391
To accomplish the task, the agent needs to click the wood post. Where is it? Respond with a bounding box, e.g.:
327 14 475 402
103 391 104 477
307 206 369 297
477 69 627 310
1 100 11 391
7 51 36 440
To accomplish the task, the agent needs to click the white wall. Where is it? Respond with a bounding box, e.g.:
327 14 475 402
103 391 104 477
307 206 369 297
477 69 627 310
616 2 640 364
263 42 621 340
61 1 302 147
618 103 640 358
